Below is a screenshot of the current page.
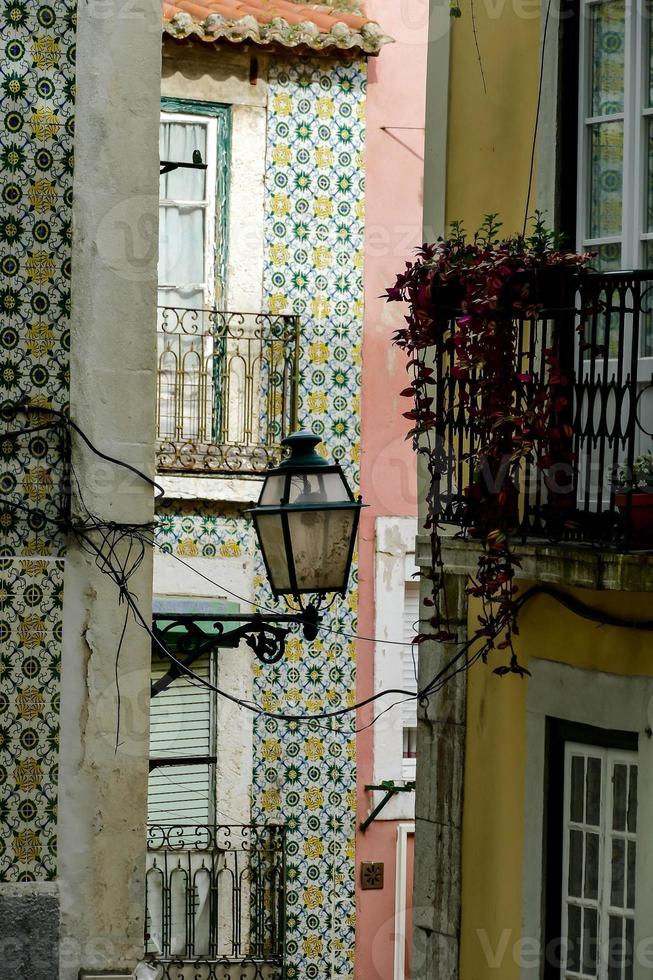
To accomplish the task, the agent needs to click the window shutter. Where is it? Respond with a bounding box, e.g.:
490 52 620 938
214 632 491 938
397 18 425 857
401 582 420 730
148 652 212 825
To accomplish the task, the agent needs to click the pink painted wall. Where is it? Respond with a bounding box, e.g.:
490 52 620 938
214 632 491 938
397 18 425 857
356 1 428 975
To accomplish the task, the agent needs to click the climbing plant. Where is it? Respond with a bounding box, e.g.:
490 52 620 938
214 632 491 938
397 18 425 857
386 214 593 674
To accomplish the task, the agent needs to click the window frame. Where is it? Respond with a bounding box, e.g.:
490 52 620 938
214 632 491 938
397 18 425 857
544 719 638 980
159 97 231 310
576 0 651 269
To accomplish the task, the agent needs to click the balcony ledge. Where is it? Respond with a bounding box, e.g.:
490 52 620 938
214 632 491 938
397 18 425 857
416 534 653 593
158 473 263 505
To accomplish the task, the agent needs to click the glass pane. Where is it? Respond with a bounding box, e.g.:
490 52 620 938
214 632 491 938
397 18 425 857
611 838 625 907
260 474 286 506
569 829 584 897
625 918 634 980
158 205 205 293
593 243 622 271
627 765 637 833
608 916 624 980
589 121 624 238
287 471 351 505
160 120 208 201
571 755 585 822
568 904 582 973
613 763 627 830
255 512 291 593
585 832 599 900
287 507 356 592
586 756 602 825
627 840 636 909
590 1 625 116
583 906 598 977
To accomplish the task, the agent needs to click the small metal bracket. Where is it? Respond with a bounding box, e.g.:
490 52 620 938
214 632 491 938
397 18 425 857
359 781 416 833
159 154 208 176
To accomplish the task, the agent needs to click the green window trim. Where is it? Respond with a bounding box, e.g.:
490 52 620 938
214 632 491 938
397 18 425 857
160 97 231 309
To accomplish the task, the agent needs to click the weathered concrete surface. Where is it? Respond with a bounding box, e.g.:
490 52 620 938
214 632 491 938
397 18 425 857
0 891 59 979
58 1 161 977
412 571 468 980
418 535 653 592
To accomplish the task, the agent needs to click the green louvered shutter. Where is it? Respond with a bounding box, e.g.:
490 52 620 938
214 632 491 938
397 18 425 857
148 652 213 826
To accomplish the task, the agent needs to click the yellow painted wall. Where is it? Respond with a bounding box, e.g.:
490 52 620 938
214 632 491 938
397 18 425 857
446 2 541 235
459 586 653 980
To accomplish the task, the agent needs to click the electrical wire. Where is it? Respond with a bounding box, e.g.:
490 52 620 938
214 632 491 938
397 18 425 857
522 0 554 236
5 405 653 735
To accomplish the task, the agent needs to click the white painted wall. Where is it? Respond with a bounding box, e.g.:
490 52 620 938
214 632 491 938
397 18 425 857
58 1 161 976
373 516 417 820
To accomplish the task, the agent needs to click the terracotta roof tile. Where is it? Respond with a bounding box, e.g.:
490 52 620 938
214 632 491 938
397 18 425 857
162 0 392 53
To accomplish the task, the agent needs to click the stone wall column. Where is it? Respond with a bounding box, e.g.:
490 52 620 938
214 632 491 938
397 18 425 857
58 2 161 977
412 555 468 980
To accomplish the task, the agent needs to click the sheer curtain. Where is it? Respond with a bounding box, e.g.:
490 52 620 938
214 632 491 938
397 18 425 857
158 120 208 310
158 118 210 441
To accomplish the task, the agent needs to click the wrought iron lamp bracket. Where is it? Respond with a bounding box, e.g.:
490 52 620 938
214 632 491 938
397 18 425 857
152 604 321 694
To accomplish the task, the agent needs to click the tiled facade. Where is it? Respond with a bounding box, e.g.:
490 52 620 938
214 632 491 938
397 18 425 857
0 557 63 880
0 0 77 878
155 57 366 979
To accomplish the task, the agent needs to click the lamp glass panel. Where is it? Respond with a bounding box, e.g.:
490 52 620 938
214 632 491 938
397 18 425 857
255 513 291 592
260 474 287 506
287 471 351 506
286 508 356 592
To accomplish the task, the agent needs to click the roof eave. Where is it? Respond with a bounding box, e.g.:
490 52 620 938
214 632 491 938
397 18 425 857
162 14 394 55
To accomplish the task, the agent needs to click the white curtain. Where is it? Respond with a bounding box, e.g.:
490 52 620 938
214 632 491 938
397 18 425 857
159 120 208 310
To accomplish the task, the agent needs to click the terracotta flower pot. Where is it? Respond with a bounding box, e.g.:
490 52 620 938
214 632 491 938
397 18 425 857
615 491 653 546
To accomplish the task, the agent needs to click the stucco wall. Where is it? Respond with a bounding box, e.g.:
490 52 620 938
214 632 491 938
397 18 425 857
355 0 429 968
445 0 541 234
459 587 653 980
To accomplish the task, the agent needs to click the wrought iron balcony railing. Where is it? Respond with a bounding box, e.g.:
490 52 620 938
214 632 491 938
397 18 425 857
434 271 653 549
145 823 286 980
156 308 300 475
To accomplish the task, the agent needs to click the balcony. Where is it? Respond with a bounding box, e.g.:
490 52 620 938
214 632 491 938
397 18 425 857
156 308 300 475
144 823 285 979
434 271 653 550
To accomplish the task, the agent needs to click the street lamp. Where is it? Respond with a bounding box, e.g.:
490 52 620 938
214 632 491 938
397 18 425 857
250 431 362 601
151 432 363 684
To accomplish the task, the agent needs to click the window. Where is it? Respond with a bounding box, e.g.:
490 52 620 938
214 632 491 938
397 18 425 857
148 650 216 826
401 582 420 780
157 100 230 445
577 0 652 275
545 724 639 980
147 596 241 826
159 112 218 310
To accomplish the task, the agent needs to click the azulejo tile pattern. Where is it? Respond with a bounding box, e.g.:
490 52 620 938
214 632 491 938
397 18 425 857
255 58 366 980
0 557 63 880
0 0 76 879
0 0 76 557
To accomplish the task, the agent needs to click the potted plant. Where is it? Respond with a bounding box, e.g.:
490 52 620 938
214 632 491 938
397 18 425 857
614 452 653 543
